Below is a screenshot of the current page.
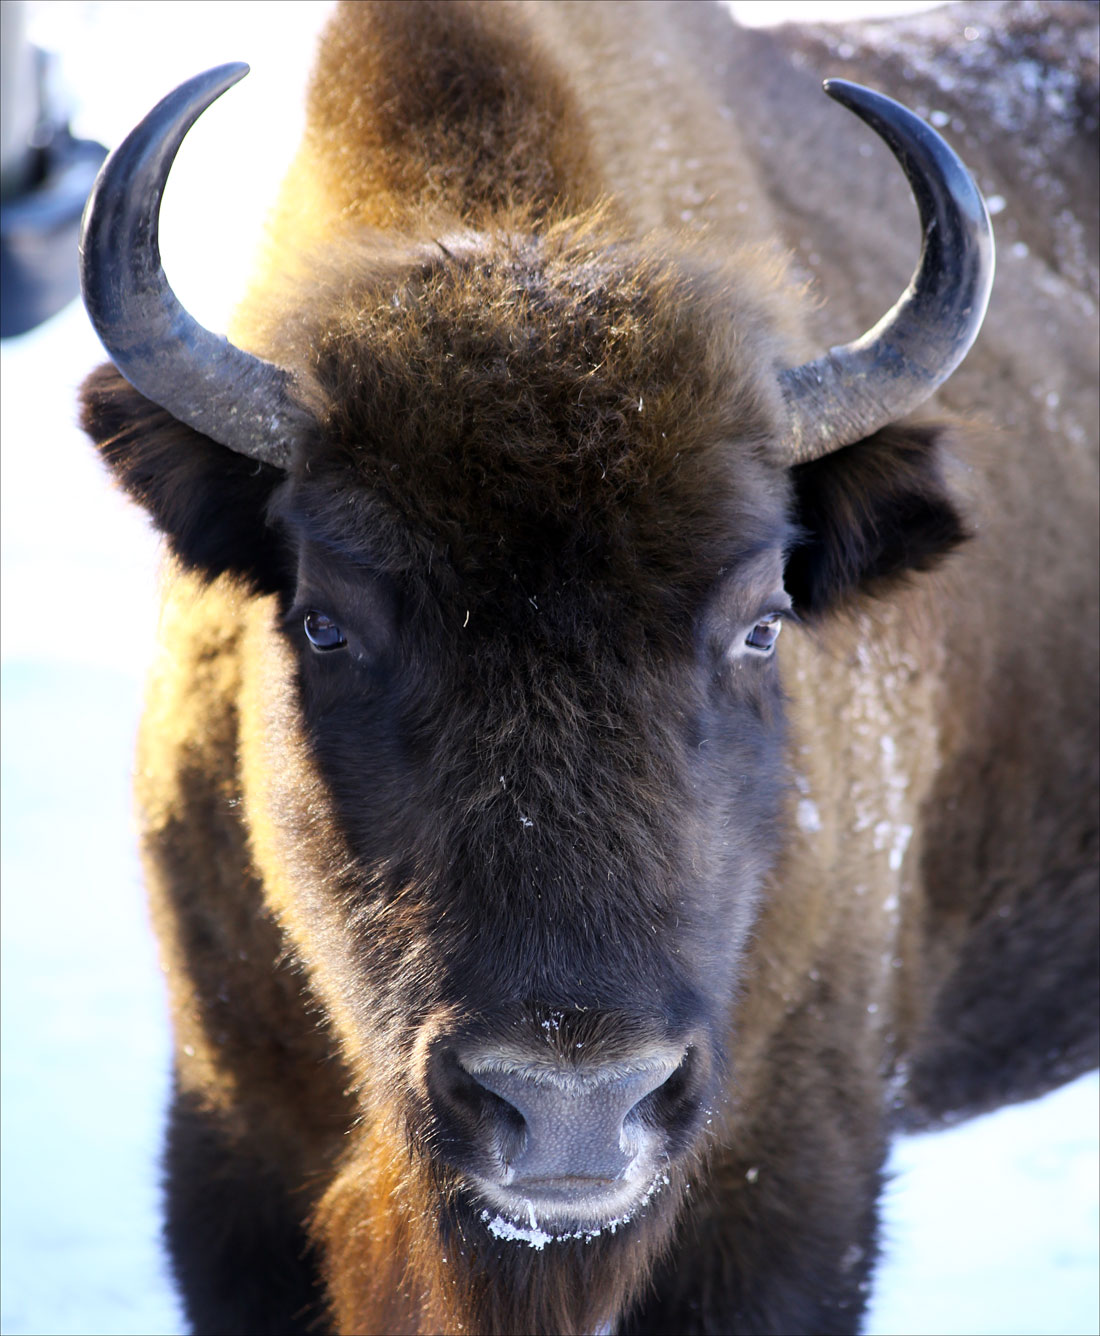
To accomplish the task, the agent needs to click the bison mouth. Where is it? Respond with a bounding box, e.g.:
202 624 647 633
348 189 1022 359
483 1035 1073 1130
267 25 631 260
473 1159 675 1250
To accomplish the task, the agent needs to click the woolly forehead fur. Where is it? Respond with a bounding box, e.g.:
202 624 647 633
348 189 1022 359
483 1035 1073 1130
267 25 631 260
266 213 796 633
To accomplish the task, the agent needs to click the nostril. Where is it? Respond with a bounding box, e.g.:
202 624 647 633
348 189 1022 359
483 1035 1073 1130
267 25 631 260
433 1047 484 1117
633 1045 707 1147
428 1047 526 1165
651 1051 691 1111
475 1084 526 1146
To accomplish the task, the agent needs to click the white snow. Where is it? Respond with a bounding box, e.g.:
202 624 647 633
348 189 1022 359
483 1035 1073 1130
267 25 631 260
482 1210 555 1251
869 1076 1100 1336
1 3 1095 1334
796 797 823 833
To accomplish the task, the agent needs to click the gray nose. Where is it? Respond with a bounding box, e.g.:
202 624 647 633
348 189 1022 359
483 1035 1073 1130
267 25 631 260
466 1056 680 1183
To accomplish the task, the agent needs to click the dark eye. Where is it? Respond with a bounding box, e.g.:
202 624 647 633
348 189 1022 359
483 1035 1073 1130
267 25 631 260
303 610 347 652
745 614 782 653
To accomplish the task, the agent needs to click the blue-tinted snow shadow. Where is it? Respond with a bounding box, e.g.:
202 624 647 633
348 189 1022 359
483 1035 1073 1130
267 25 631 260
1 659 183 1336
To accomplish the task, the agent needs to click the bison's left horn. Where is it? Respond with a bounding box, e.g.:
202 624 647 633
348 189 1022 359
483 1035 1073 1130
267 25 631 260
779 80 995 464
80 64 312 469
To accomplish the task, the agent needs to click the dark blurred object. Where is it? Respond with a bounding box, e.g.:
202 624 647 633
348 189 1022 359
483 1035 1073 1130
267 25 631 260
1 0 106 338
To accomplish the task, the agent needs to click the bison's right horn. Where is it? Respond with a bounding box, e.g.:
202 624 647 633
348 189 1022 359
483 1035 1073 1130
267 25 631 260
779 80 995 464
80 64 312 469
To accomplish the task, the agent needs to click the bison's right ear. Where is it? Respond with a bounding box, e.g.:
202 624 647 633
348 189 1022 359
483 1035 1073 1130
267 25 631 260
80 362 288 593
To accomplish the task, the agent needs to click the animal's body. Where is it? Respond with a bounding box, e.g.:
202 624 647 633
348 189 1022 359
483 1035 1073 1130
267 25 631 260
79 2 1097 1333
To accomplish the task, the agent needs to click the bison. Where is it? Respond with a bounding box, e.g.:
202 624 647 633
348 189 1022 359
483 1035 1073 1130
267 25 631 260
78 2 1098 1333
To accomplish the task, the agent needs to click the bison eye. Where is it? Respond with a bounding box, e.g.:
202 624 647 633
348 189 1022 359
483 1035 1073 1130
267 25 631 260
303 610 347 652
745 614 782 653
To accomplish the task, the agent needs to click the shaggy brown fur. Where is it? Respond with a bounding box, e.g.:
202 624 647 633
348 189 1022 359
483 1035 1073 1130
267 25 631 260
80 2 1097 1333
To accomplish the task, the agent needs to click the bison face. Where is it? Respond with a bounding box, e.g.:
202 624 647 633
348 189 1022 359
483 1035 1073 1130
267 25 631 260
232 231 800 1243
262 522 792 1241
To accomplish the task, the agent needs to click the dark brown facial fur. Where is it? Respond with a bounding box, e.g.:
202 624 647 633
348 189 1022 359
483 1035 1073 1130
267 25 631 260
256 232 798 1333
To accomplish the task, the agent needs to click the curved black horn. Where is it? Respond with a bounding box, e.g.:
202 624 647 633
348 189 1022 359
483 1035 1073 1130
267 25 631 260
779 80 995 464
80 64 312 468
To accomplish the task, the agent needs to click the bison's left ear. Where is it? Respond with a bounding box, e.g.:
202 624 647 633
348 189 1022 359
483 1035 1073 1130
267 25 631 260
80 362 289 593
783 422 968 619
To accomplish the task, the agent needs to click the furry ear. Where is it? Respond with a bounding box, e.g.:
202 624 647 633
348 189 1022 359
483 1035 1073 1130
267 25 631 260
79 362 289 592
784 422 968 619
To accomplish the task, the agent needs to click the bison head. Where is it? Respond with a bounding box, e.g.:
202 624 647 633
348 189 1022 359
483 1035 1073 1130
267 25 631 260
80 63 991 1333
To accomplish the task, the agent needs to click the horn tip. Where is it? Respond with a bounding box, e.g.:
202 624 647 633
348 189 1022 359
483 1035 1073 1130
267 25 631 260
210 61 251 89
821 78 871 113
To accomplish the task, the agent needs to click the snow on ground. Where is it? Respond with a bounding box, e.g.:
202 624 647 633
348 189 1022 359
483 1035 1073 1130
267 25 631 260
2 3 1096 1334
